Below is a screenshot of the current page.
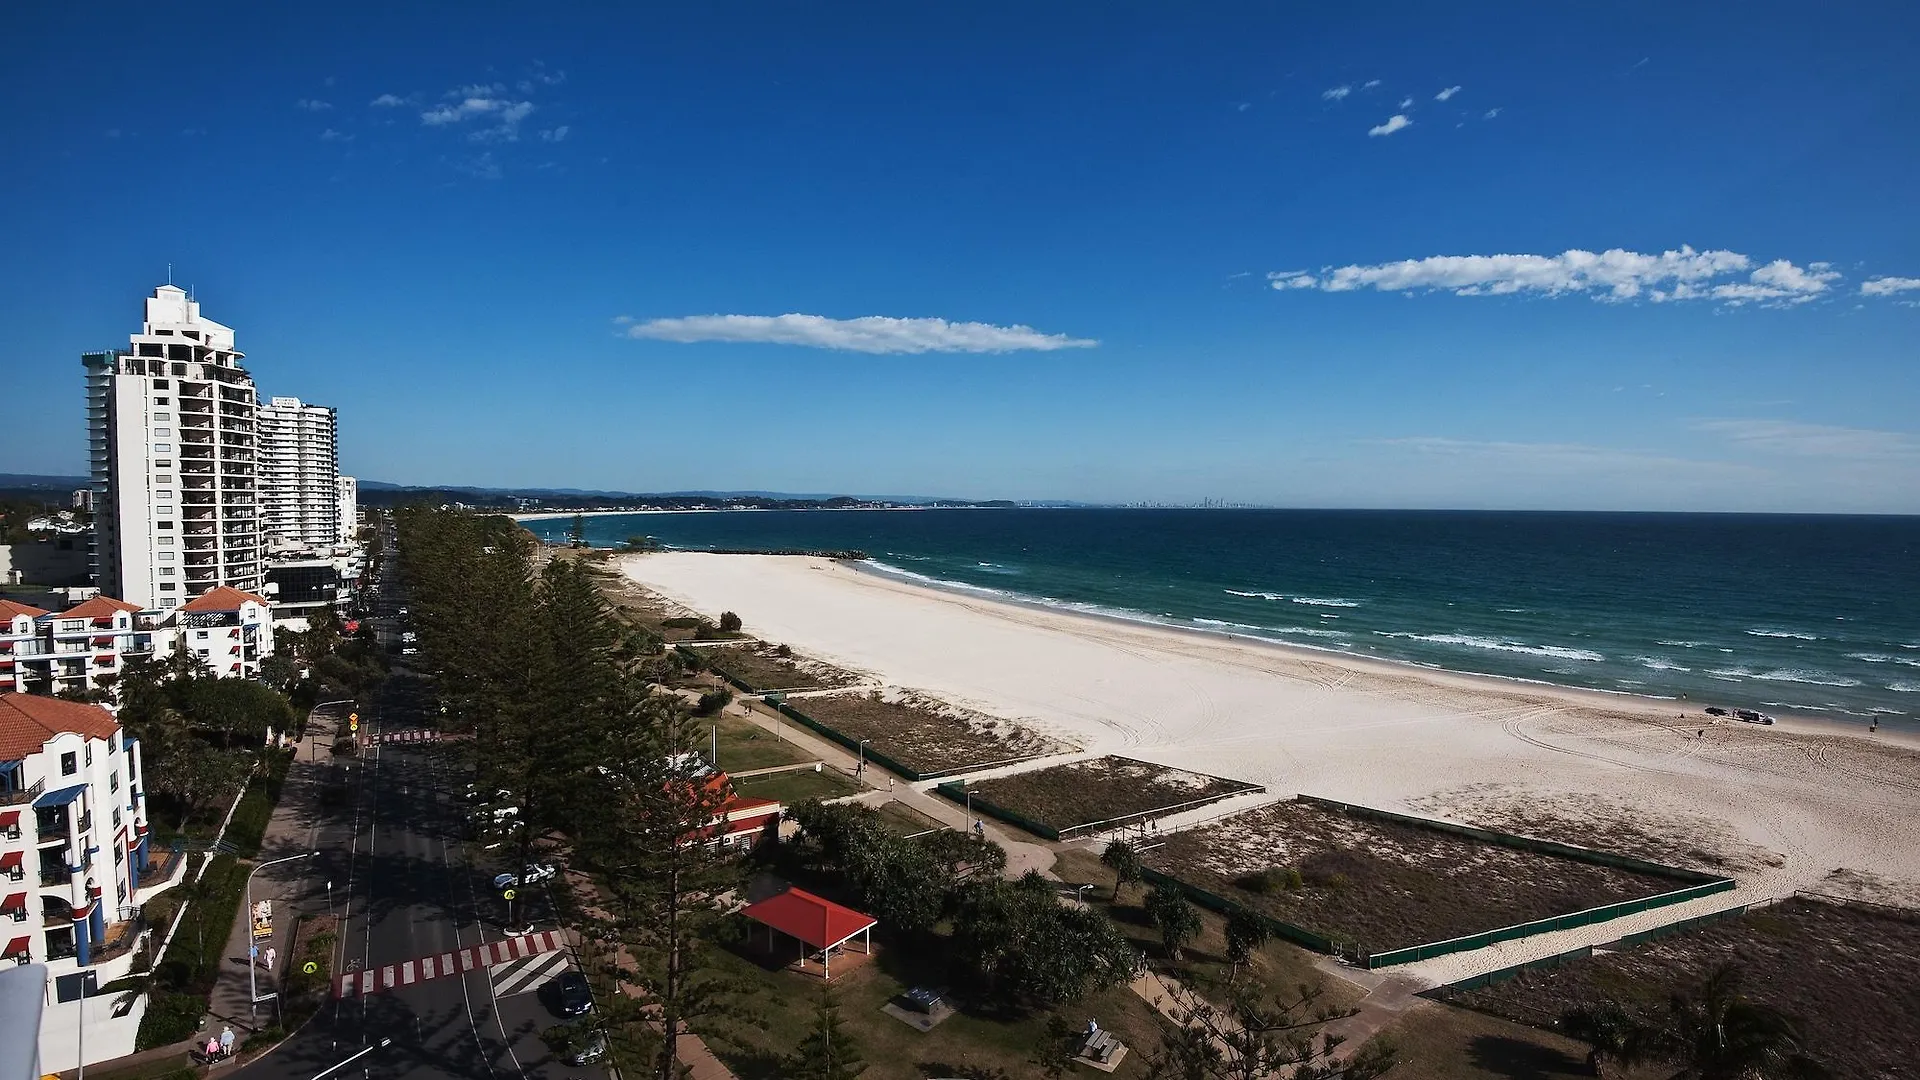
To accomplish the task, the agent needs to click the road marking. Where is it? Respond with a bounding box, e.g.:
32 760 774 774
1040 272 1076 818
334 930 564 998
488 949 572 998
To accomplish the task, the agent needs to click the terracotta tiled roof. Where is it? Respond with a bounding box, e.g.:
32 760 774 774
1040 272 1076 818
61 595 142 620
0 694 120 761
0 600 50 623
180 585 268 612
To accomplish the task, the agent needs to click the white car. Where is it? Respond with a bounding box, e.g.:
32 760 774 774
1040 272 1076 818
492 863 558 891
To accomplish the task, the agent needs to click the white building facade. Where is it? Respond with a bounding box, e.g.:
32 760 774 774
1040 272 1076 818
173 587 275 679
259 397 340 549
0 597 153 699
337 475 358 542
84 286 264 611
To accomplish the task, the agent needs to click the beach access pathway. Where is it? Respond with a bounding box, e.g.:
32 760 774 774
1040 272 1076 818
726 694 1059 878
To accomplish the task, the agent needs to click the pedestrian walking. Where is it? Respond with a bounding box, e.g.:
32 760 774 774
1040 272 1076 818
204 1037 220 1062
887 777 895 793
218 1026 234 1059
263 946 276 972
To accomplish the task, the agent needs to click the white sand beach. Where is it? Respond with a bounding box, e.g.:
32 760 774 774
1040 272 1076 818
620 552 1920 979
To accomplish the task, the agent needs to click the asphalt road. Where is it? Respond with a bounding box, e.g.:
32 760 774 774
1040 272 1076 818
237 524 582 1080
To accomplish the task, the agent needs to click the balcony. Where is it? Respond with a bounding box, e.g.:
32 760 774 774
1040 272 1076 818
39 864 70 888
37 812 68 841
0 779 44 807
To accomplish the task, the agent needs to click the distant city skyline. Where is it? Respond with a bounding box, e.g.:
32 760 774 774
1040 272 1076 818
3 4 1917 513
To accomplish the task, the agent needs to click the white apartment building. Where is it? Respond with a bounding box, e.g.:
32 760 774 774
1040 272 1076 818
337 475 358 541
0 597 151 699
0 693 173 975
259 397 340 549
84 286 264 611
172 586 274 679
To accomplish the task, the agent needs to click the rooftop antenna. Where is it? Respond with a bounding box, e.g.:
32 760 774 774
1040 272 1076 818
167 263 173 285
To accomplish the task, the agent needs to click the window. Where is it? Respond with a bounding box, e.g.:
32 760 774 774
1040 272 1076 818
60 752 76 776
154 426 172 437
195 631 210 640
159 567 176 577
111 808 120 829
159 582 177 592
152 443 171 453
157 521 172 530
85 744 92 767
157 552 175 563
154 396 170 405
153 379 170 387
157 535 174 546
153 411 170 421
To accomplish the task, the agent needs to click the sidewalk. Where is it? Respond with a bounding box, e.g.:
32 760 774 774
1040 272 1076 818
203 708 342 1038
729 696 1059 878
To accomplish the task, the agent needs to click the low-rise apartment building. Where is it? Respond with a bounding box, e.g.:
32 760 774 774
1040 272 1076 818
1 694 171 976
173 586 275 679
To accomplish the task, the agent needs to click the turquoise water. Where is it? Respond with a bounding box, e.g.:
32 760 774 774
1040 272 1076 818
526 509 1920 729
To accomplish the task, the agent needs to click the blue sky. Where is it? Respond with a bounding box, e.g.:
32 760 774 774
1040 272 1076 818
4 2 1918 512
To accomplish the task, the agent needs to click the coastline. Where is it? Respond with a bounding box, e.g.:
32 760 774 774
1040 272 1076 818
617 550 1920 916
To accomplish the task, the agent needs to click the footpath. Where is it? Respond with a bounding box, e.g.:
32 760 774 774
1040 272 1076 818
201 708 342 1043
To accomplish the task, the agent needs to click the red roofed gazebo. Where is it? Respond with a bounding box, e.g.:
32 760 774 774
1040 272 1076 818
740 886 876 979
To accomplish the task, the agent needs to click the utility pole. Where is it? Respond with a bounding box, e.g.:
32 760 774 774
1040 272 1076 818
246 851 316 1016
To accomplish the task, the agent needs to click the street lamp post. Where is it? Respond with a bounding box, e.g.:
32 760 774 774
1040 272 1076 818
246 851 315 1015
857 739 871 779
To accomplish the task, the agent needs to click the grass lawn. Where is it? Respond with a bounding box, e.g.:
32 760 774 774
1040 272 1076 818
712 713 815 772
872 799 949 837
692 920 1166 1080
1375 1001 1667 1080
731 767 864 804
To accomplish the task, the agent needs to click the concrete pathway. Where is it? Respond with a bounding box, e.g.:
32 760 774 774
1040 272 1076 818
204 708 341 1037
728 696 1057 878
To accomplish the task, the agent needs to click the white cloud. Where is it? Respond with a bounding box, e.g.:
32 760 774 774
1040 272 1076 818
455 152 502 180
617 314 1098 354
319 128 353 142
1435 85 1462 101
297 98 332 112
448 82 505 98
1362 79 1381 89
1695 419 1919 458
1269 246 1843 305
423 96 535 141
1483 107 1502 119
1399 96 1413 109
1368 114 1412 137
539 125 569 142
370 93 407 107
1861 276 1920 296
1322 85 1352 101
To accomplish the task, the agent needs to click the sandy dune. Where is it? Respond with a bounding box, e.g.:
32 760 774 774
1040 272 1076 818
621 552 1920 979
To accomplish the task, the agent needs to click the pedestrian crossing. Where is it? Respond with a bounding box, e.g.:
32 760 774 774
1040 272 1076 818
489 947 573 997
379 729 441 744
333 929 567 999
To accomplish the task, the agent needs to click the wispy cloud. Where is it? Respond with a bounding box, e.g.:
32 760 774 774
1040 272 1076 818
1483 107 1502 120
1361 79 1381 89
423 96 535 141
319 128 353 142
370 93 408 108
296 98 332 112
1269 246 1842 306
615 314 1098 354
1861 276 1920 297
1399 96 1413 109
1695 419 1919 458
1368 114 1412 137
539 126 569 142
1322 85 1352 101
455 152 502 180
1435 85 1462 101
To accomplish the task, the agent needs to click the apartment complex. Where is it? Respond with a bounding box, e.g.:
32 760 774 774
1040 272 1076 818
0 694 172 976
0 597 149 698
337 476 358 541
259 397 340 549
83 287 263 611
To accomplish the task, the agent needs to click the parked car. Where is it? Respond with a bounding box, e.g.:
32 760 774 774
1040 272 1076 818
521 862 558 885
898 987 945 1014
552 971 593 1017
567 1028 607 1065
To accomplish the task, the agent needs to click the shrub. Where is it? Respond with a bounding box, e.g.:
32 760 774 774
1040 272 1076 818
1235 867 1302 894
136 990 205 1050
661 617 699 629
695 688 734 716
774 643 793 658
718 611 742 632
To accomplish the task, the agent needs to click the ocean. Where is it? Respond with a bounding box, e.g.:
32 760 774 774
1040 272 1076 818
524 509 1920 729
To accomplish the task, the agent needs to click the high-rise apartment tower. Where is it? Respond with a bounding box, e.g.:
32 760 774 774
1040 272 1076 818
83 286 263 610
258 397 340 547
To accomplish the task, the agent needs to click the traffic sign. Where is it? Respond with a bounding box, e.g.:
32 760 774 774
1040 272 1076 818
302 961 318 975
349 718 359 733
501 889 516 901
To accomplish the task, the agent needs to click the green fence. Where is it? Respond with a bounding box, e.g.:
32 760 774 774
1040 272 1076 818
766 700 927 781
1136 866 1338 954
1425 900 1756 998
1131 794 1739 970
676 645 764 694
1295 795 1727 886
934 780 1064 840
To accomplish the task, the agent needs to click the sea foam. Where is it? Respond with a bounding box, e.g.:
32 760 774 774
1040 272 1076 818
1375 631 1604 662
